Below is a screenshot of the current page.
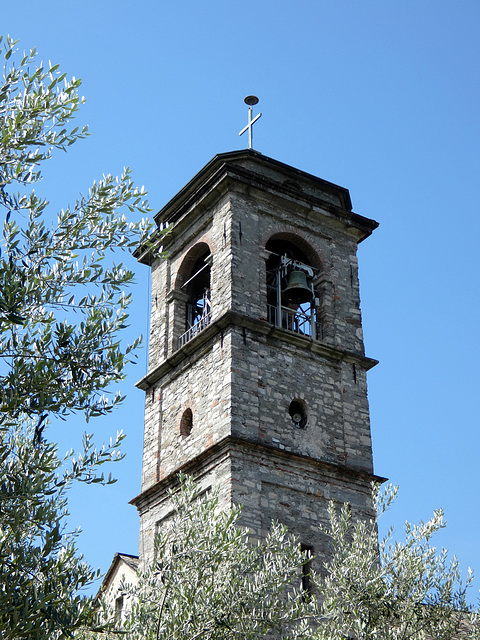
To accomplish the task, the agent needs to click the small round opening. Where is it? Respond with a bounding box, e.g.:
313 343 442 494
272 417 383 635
288 399 307 429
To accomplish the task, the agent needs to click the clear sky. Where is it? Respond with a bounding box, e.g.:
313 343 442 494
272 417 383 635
3 0 480 597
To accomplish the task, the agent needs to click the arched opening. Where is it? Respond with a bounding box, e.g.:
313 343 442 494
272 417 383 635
265 237 321 340
185 252 211 331
176 244 212 348
180 408 193 437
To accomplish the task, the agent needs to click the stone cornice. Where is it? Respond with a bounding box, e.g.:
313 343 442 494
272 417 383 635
129 434 387 513
134 151 379 265
136 309 378 391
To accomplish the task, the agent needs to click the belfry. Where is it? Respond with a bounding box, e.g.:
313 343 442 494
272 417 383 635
129 147 382 571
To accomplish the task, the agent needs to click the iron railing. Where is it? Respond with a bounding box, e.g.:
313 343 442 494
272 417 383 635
177 311 212 348
267 304 321 340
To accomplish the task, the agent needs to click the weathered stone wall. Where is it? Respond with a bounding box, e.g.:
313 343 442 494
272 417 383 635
157 335 232 481
140 330 233 492
136 452 232 569
230 445 374 572
140 193 233 492
146 192 232 373
134 152 378 571
229 325 373 473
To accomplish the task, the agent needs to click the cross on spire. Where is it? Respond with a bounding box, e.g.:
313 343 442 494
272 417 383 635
239 95 262 149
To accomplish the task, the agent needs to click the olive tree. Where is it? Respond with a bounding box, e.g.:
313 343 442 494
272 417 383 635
91 480 478 640
313 484 477 640
0 34 154 638
93 475 313 640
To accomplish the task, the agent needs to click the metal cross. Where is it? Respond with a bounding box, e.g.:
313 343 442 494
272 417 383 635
239 95 262 149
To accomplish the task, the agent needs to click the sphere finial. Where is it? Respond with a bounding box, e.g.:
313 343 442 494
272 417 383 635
244 95 259 106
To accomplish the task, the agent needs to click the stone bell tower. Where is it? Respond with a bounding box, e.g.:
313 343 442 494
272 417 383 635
131 149 382 569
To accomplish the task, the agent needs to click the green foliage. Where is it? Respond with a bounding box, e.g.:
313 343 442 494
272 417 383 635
96 475 313 640
90 480 478 640
313 484 476 640
0 34 151 424
0 426 125 639
0 34 154 638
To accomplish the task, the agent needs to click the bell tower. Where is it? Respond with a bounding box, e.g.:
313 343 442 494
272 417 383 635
132 150 382 568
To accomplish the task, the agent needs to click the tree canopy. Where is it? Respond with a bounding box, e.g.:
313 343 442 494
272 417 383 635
90 475 312 640
0 34 153 638
91 478 478 640
314 485 476 640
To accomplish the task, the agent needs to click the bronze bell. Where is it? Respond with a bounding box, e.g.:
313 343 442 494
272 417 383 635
282 269 313 305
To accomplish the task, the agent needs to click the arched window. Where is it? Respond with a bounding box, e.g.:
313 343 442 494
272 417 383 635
185 252 211 331
177 245 212 348
265 237 320 340
180 408 193 437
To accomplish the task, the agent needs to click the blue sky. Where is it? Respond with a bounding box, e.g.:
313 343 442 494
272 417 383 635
3 1 480 596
